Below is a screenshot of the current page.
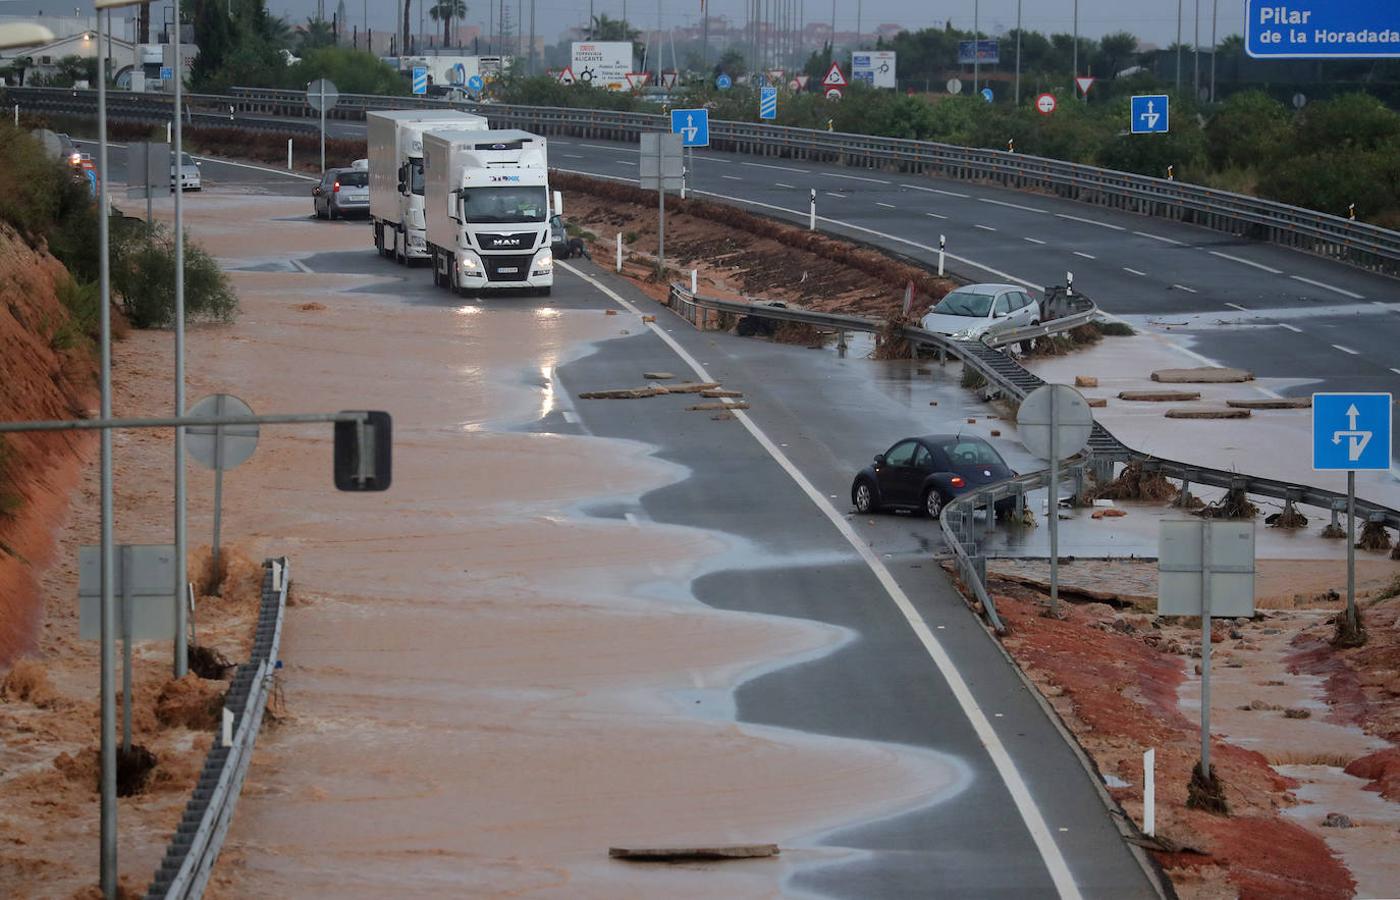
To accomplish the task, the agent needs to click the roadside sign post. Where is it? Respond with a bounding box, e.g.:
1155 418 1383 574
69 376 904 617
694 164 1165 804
1312 392 1393 638
187 394 260 593
1130 94 1170 134
639 133 683 275
1159 518 1256 791
1016 384 1095 616
759 86 778 120
307 78 339 174
125 141 169 227
670 109 709 199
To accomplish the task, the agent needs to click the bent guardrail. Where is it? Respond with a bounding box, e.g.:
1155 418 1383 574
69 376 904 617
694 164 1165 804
662 283 1399 633
145 557 289 900
8 84 1400 276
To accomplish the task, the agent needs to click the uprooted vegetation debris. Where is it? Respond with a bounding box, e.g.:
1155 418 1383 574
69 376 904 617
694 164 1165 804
1196 487 1259 519
1087 461 1180 503
1356 521 1393 551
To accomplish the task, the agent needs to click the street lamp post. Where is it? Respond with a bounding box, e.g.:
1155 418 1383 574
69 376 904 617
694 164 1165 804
972 0 979 94
1176 0 1183 91
1014 0 1022 105
1072 0 1079 99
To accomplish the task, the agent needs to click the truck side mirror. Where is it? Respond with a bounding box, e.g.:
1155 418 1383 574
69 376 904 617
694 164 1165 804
553 189 563 217
334 411 392 492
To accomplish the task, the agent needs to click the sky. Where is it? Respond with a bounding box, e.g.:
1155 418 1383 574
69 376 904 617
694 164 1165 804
5 1 1250 49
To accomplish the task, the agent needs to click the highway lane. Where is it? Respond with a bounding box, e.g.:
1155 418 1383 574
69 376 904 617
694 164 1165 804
74 138 316 197
544 135 1400 407
542 260 1159 898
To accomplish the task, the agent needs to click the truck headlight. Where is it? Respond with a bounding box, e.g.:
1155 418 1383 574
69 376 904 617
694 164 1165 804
532 250 553 274
459 253 481 272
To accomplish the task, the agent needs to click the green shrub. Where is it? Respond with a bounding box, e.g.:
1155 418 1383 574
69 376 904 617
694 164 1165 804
51 276 100 351
1096 320 1136 337
111 223 238 329
0 436 17 518
961 367 986 390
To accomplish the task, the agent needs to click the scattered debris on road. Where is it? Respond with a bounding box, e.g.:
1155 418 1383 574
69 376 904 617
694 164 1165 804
1151 366 1255 383
1118 390 1202 402
1165 407 1252 419
1225 398 1311 410
609 844 780 862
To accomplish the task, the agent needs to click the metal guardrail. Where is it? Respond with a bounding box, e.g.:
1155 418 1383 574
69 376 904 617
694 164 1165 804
8 85 1400 275
145 558 289 899
663 284 1400 632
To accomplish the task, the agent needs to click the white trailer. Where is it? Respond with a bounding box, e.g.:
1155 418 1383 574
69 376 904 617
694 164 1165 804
423 129 555 296
367 109 488 264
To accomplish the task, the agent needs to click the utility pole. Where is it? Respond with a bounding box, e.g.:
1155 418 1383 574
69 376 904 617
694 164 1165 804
1176 0 1183 91
1193 0 1200 98
973 0 979 94
1014 0 1022 104
1072 0 1079 98
1209 0 1218 102
701 0 707 69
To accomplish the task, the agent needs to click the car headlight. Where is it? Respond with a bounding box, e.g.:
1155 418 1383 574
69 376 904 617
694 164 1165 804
951 328 978 341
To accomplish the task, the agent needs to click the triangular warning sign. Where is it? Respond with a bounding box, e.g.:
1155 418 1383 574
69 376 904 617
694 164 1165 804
661 70 678 89
766 68 784 85
795 74 809 89
625 71 649 90
1075 76 1095 95
822 62 847 88
557 66 576 85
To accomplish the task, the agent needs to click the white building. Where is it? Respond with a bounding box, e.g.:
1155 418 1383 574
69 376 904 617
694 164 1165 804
2 31 138 85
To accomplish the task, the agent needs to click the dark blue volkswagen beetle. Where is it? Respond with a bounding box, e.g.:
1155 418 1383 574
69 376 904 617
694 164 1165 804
851 434 1016 518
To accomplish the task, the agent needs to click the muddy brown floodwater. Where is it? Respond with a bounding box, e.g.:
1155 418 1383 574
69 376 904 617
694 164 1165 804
120 192 970 897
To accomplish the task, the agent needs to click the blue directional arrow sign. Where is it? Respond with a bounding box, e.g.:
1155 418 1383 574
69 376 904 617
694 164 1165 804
1246 0 1400 59
670 108 710 147
412 66 428 95
715 73 732 90
980 86 994 103
159 66 173 81
467 74 484 92
1130 94 1169 134
759 86 778 120
1313 393 1393 471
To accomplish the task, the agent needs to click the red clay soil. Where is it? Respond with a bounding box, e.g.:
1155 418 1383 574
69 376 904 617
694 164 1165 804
554 171 957 320
0 225 98 666
990 580 1355 899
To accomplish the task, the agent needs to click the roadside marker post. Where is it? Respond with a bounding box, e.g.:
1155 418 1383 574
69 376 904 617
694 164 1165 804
616 232 622 272
938 234 946 276
1017 385 1094 617
690 269 697 293
1143 748 1156 835
1066 271 1074 296
1312 392 1393 639
809 189 816 231
287 138 293 170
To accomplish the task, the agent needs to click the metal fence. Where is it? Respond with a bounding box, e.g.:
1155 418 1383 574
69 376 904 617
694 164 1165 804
145 558 289 899
7 84 1400 275
663 284 1400 633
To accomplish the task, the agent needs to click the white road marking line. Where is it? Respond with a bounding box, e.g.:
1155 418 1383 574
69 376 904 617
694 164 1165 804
1134 230 1184 245
624 513 641 527
1122 267 1147 276
562 410 579 423
876 201 897 209
563 153 584 159
1280 323 1303 333
1073 251 1096 260
825 192 847 199
1392 368 1400 376
933 188 971 198
776 182 795 188
1373 301 1391 308
1332 344 1360 356
742 161 809 173
979 197 1047 214
578 143 617 151
900 183 951 195
975 224 997 232
1290 275 1364 299
1208 250 1282 274
615 160 637 166
826 172 890 184
1225 302 1250 312
1171 284 1198 293
1056 213 1124 231
290 259 314 274
699 156 733 165
722 174 743 180
1024 237 1047 245
926 212 948 220
561 259 1083 900
190 153 319 181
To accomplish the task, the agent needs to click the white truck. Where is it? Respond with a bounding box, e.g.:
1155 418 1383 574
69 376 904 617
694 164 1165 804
368 109 488 264
423 129 556 297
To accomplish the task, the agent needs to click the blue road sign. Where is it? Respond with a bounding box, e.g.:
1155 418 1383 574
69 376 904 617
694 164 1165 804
958 39 1000 65
670 108 710 147
412 66 428 95
159 66 173 81
1130 94 1170 134
715 73 732 90
759 86 777 120
1313 393 1393 471
1246 0 1400 59
980 86 994 103
467 74 484 92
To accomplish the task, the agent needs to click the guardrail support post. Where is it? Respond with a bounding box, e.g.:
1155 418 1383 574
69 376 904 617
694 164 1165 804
837 330 848 358
1178 477 1192 508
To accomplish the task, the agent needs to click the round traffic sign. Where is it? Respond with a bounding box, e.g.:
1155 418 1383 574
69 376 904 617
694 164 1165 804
1292 92 1307 109
716 73 732 90
825 87 842 100
788 79 800 91
981 86 994 103
186 394 259 471
946 77 963 95
1035 92 1057 115
1016 384 1094 462
307 78 339 112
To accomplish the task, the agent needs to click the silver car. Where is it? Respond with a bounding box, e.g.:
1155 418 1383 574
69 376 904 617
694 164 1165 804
313 168 369 219
170 151 201 191
920 283 1040 341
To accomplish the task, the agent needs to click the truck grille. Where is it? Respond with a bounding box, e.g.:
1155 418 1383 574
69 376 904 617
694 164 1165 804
483 253 534 282
477 232 537 251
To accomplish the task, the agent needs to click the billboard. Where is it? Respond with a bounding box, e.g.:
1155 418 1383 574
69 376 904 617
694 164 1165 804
958 39 1000 65
570 42 633 91
851 50 896 88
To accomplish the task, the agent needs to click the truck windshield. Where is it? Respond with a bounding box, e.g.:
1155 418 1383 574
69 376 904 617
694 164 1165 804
409 159 425 196
931 288 995 318
460 186 547 223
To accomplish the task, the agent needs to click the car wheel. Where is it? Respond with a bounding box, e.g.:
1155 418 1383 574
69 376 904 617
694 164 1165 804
923 488 944 519
853 479 879 514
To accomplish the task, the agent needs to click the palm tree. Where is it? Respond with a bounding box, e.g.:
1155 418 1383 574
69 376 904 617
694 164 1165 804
585 13 638 42
297 16 336 51
430 0 467 47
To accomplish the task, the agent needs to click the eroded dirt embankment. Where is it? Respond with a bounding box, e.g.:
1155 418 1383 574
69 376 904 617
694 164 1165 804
0 225 97 665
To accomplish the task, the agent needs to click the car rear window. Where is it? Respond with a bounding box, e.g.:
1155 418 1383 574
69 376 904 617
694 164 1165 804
337 171 368 187
939 440 1003 465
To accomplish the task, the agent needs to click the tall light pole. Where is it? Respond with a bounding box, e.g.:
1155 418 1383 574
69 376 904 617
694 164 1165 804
1175 0 1183 91
1014 0 1022 104
1209 0 1218 102
1072 0 1079 98
1193 0 1200 98
972 0 979 94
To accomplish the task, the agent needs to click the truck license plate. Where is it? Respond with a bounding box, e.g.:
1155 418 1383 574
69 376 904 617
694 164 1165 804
498 267 518 273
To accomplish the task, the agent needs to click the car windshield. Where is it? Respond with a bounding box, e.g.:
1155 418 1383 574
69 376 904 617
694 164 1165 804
180 153 195 166
337 171 368 188
460 186 547 224
409 159 425 196
932 289 995 318
938 439 1003 466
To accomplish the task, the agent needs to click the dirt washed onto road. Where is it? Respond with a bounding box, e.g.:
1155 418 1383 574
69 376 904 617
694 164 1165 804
139 191 970 897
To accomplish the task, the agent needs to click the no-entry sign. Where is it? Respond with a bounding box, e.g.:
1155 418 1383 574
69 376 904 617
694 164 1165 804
1035 92 1057 115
